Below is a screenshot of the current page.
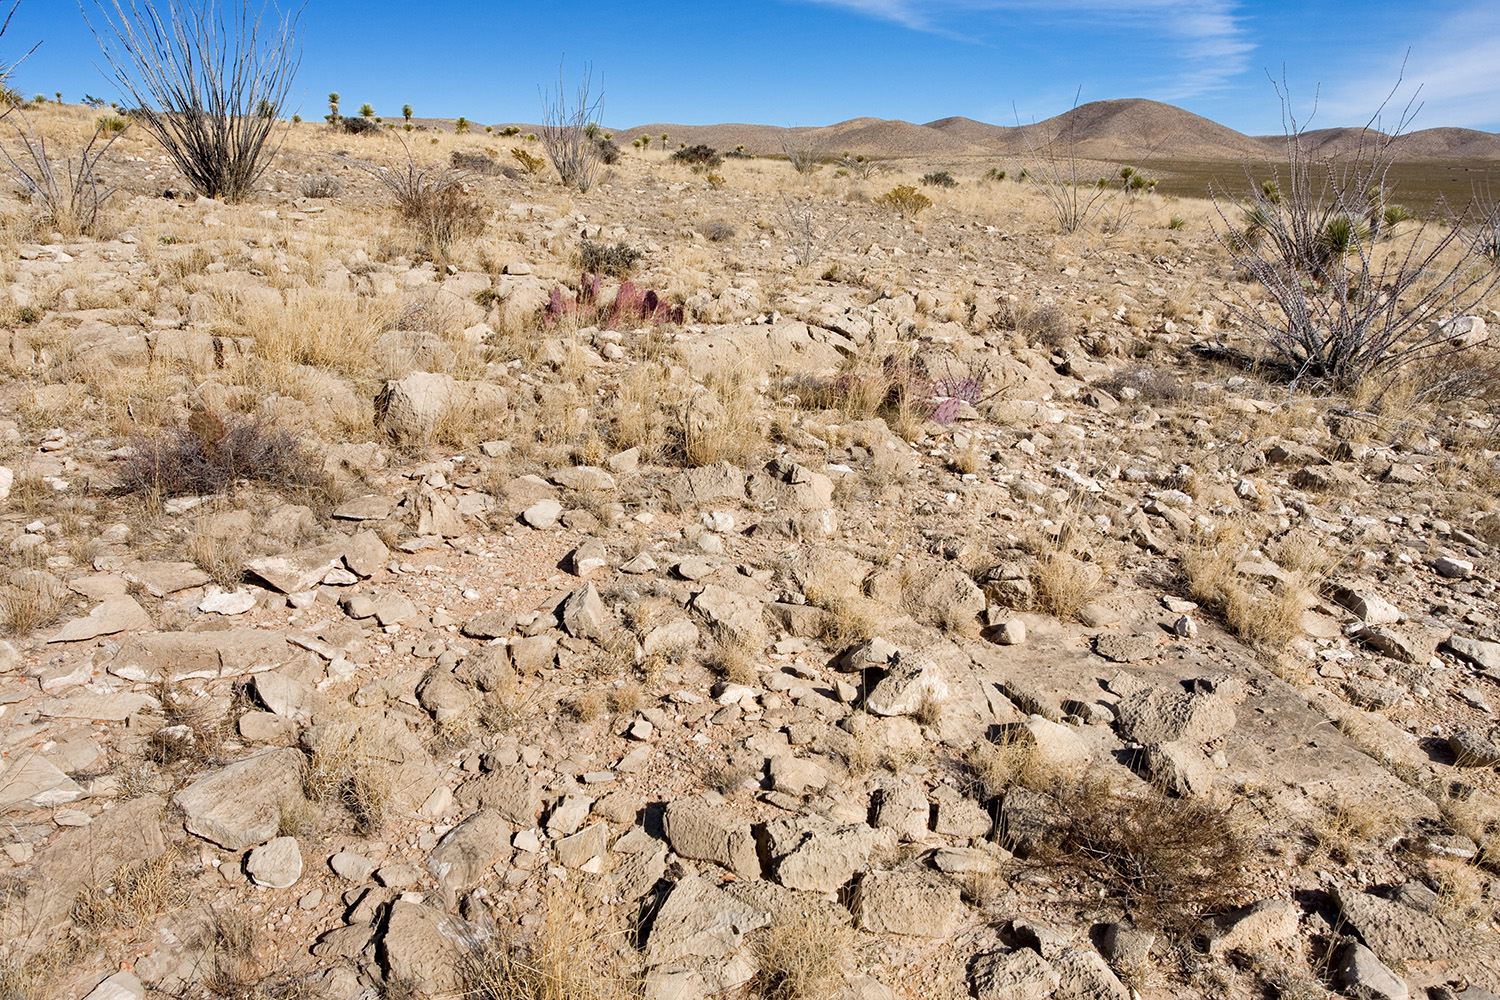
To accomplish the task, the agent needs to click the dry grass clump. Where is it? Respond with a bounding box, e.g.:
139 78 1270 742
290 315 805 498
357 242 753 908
72 852 187 931
677 369 765 468
706 636 759 687
0 578 65 636
304 720 391 834
1180 523 1313 651
187 520 247 589
461 875 630 1000
119 414 323 498
1018 777 1251 935
146 681 230 768
751 916 855 1000
966 727 1045 799
1031 551 1101 621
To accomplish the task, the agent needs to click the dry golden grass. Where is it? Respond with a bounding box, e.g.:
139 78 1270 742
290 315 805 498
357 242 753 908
304 718 392 834
1030 551 1101 621
752 916 855 1000
678 367 766 468
966 727 1046 799
72 852 187 931
1180 519 1314 651
461 874 632 1000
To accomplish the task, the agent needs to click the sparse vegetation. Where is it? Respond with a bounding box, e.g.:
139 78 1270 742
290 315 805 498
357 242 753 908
0 112 124 236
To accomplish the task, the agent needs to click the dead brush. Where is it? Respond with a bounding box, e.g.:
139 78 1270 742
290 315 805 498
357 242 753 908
965 727 1045 799
118 412 323 498
751 915 855 1000
344 143 483 261
1014 776 1252 936
146 680 229 768
461 873 632 1000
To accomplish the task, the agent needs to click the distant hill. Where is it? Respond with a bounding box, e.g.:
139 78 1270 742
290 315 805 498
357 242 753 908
621 98 1500 163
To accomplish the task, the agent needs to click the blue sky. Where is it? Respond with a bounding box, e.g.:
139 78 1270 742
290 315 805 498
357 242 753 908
8 0 1499 135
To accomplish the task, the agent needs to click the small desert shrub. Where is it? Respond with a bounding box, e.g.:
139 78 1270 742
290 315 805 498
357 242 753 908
874 184 931 219
1000 301 1071 345
752 916 854 1000
118 415 321 497
451 149 504 175
1 113 124 237
346 148 483 257
920 170 957 188
1019 777 1250 934
697 218 736 242
578 239 642 278
1168 215 1187 230
671 144 722 172
298 173 342 198
511 146 546 175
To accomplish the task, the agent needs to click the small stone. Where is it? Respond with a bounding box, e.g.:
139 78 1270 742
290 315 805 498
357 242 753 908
329 851 377 882
199 590 257 615
522 499 563 529
246 836 303 889
1433 556 1474 580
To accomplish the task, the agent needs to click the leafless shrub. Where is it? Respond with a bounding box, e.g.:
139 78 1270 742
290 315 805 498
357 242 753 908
697 218 736 242
780 131 827 174
118 412 322 497
343 143 482 258
998 301 1071 345
1468 187 1500 264
0 111 124 236
538 64 603 192
1212 73 1500 396
1019 100 1129 234
1016 777 1251 935
777 195 848 268
85 0 303 202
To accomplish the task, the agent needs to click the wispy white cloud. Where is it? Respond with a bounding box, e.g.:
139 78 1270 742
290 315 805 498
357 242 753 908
1314 2 1500 132
795 0 1253 96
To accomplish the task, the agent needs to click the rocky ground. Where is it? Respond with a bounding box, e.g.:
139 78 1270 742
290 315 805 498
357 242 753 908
2 103 1500 1000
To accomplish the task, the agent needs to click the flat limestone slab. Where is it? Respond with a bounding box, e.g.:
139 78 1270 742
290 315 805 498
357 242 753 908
109 629 288 682
173 747 306 850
